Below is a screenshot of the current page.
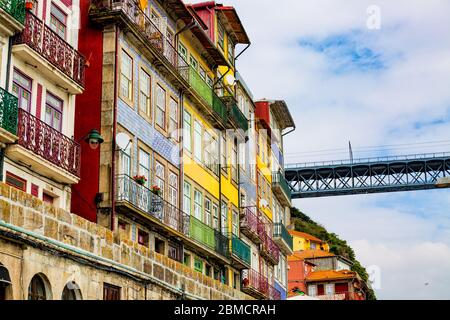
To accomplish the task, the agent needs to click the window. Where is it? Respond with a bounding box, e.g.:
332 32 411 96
205 264 212 277
228 39 234 64
120 139 132 176
155 85 166 129
45 93 63 131
194 120 202 162
5 172 26 192
218 22 225 49
29 0 38 15
199 66 206 80
231 139 238 182
194 258 203 273
103 283 120 300
183 182 191 215
232 210 239 235
138 229 149 246
139 69 151 117
183 111 192 152
221 201 228 235
308 285 317 297
211 136 219 175
310 242 317 250
168 172 178 230
168 242 182 262
154 161 165 197
203 130 211 169
61 283 82 300
212 204 219 231
169 98 178 140
12 69 32 111
155 238 165 255
178 43 188 62
138 149 150 187
189 55 198 71
31 184 39 197
42 193 54 204
221 134 227 172
325 283 335 296
120 50 133 102
204 198 211 226
183 253 191 267
28 275 47 300
50 4 67 39
194 190 202 220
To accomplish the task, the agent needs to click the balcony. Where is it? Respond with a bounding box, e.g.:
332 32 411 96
0 0 25 36
12 12 86 94
115 174 190 236
6 109 80 184
230 234 251 269
272 171 291 206
273 223 293 255
240 207 261 244
187 66 228 127
268 284 282 300
89 0 189 90
190 217 231 259
0 87 19 143
228 100 249 132
241 269 269 299
260 231 280 265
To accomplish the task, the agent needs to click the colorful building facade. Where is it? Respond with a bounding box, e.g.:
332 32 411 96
290 230 330 252
0 0 296 300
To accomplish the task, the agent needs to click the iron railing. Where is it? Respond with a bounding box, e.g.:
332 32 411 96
190 216 215 249
240 207 261 243
241 269 269 298
90 0 189 82
115 174 190 235
231 234 251 266
260 230 280 265
272 171 292 199
0 0 25 24
215 230 230 258
13 12 86 87
0 87 19 135
229 102 248 132
268 283 282 300
273 222 293 251
17 108 80 176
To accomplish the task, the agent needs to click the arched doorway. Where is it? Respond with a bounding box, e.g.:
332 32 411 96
28 274 52 300
61 281 82 300
0 263 12 300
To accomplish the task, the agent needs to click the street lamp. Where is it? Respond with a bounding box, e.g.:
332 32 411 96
83 129 104 150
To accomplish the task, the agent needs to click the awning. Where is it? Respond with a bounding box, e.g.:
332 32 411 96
0 265 12 285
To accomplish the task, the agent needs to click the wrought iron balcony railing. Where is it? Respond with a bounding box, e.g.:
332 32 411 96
215 229 230 258
231 234 251 266
268 283 282 300
190 216 230 258
17 108 80 177
229 102 249 132
90 0 189 83
240 207 261 244
241 269 269 298
272 171 292 201
0 0 26 24
13 12 86 88
0 87 19 135
273 222 293 252
116 174 190 236
188 66 228 123
260 229 280 265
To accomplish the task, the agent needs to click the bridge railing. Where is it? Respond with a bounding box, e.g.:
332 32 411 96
286 152 450 169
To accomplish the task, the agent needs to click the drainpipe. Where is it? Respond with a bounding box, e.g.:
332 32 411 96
0 146 5 182
110 24 120 231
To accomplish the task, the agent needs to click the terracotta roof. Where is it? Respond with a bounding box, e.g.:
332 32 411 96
306 270 357 282
290 250 335 260
289 230 325 243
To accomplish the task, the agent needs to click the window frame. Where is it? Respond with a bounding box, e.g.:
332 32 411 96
49 3 67 40
138 67 152 120
12 68 32 112
120 49 134 105
155 83 167 131
44 91 63 132
183 110 192 153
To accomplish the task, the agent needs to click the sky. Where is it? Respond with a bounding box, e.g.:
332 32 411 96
189 0 450 299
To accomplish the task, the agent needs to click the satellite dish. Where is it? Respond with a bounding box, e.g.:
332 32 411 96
225 74 235 86
116 132 131 151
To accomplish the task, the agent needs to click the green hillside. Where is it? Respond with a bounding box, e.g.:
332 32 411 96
291 207 377 300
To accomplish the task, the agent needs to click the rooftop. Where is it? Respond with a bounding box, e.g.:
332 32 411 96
289 230 325 243
289 249 335 261
306 270 357 282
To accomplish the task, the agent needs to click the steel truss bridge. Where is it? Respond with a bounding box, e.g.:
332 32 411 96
285 152 450 198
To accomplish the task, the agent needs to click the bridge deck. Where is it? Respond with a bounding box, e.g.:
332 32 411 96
285 152 450 198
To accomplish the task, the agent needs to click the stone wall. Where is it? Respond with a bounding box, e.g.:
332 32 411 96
0 182 251 300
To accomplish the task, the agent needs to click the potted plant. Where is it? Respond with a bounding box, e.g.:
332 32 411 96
25 1 34 10
150 185 162 196
132 175 147 186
